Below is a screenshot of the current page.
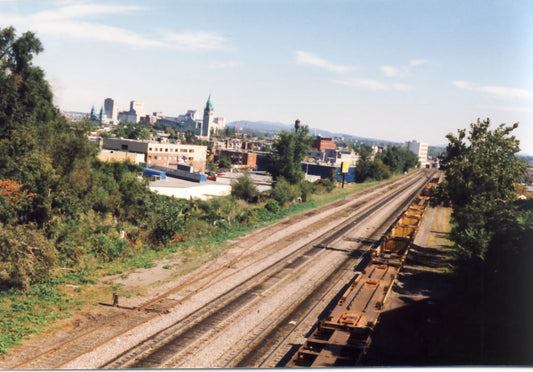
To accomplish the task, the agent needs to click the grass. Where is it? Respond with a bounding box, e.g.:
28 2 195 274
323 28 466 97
0 281 74 354
0 175 404 356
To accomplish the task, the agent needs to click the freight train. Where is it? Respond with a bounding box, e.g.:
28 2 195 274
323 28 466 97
287 177 439 367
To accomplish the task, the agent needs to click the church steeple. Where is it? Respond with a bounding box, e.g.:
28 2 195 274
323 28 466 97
202 95 214 138
90 105 97 121
205 95 214 113
99 106 105 122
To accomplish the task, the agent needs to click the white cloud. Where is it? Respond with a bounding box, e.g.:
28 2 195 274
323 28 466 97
295 51 351 73
0 3 227 51
36 21 166 48
331 78 411 91
164 31 226 50
30 4 144 22
392 83 412 91
410 59 429 66
209 61 241 69
380 65 399 77
453 81 533 99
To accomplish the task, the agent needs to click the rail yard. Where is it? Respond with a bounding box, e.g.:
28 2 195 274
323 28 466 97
6 169 438 369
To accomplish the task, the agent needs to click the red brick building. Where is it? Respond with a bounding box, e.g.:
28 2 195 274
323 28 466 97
312 136 336 152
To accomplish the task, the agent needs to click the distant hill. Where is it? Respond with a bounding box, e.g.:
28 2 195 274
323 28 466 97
228 120 401 146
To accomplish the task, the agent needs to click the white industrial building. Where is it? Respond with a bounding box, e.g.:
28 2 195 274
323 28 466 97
404 140 429 168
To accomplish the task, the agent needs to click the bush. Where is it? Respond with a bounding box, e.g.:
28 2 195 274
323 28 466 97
0 223 58 290
89 234 132 263
300 180 315 202
314 178 335 193
264 199 281 214
271 177 301 206
150 196 189 244
231 172 259 203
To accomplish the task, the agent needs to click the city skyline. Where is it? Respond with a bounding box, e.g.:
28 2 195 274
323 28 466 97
0 0 531 152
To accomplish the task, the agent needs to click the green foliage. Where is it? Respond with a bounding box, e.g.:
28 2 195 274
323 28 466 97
436 117 529 263
313 178 335 193
270 177 301 206
218 154 232 170
370 158 392 180
109 121 151 140
150 195 189 243
354 144 416 182
268 125 313 184
377 145 419 173
89 234 132 263
436 119 533 364
231 172 259 203
264 199 281 214
437 119 527 209
0 223 58 290
299 180 315 202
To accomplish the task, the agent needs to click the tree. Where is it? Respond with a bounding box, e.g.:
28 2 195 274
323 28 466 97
436 118 527 262
354 143 374 182
109 121 150 140
231 172 259 203
378 145 419 173
0 27 58 225
436 119 533 364
268 125 313 184
437 118 526 210
218 154 232 170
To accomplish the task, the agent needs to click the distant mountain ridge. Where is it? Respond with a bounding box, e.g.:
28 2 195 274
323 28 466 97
229 120 441 147
229 120 396 144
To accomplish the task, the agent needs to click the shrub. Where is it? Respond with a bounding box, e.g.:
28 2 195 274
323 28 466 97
0 223 58 290
300 180 315 201
314 178 335 193
264 199 281 214
270 177 301 207
89 234 132 263
231 172 259 203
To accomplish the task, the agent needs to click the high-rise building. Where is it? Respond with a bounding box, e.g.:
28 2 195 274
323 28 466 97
130 100 144 117
404 140 429 168
202 95 214 138
104 98 118 121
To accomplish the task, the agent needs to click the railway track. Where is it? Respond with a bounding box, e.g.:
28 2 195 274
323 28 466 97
228 171 437 368
10 170 433 370
104 170 434 369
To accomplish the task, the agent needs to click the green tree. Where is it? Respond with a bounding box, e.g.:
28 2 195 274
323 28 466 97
436 119 533 364
377 145 419 174
354 143 374 182
218 154 232 170
268 125 312 184
184 130 196 143
436 118 527 262
437 118 526 210
0 27 58 225
110 121 151 140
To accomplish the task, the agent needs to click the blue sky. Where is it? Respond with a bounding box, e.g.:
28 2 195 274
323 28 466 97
1 0 532 152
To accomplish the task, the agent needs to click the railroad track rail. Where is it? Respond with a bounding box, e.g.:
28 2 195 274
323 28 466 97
102 170 434 369
227 171 437 368
10 170 433 370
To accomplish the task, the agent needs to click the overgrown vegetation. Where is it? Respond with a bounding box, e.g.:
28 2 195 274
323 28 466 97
434 118 533 364
354 143 419 182
0 27 402 355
